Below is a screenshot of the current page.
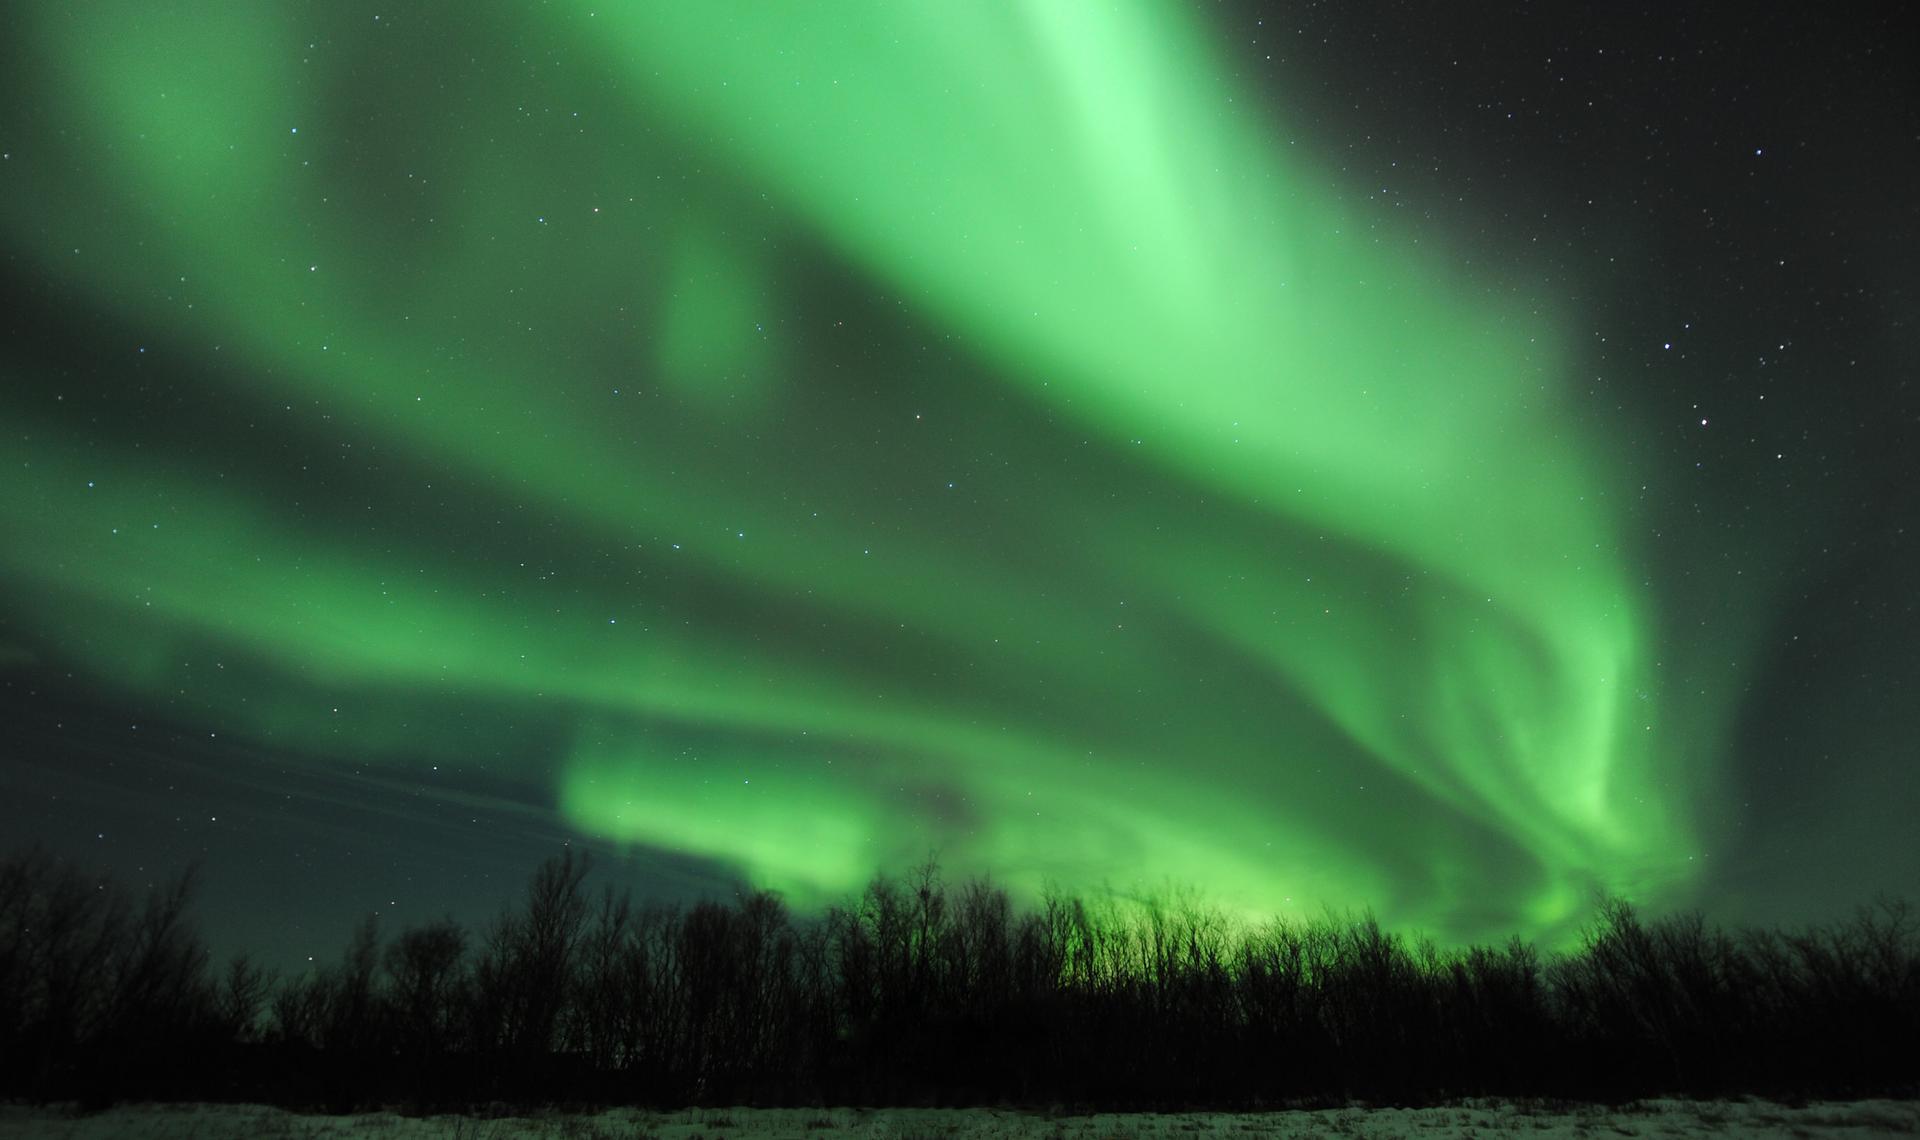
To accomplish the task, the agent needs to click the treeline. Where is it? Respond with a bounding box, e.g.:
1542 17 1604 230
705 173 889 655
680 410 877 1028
1 845 1915 1109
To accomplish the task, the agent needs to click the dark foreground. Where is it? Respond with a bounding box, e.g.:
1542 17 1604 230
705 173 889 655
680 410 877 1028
4 847 1916 1110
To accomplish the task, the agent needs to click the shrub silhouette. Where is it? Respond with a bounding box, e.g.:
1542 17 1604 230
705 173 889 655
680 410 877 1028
1 844 1914 1109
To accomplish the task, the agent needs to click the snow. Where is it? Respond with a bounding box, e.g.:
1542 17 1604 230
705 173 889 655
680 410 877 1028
0 1099 1915 1139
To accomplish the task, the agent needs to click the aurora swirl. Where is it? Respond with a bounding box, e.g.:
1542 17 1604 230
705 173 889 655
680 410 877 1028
1 1 1794 945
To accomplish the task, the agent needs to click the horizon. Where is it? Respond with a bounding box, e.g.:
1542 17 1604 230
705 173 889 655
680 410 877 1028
13 840 1915 980
5 840 1915 1109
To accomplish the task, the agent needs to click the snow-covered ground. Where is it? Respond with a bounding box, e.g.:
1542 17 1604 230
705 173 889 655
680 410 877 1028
0 1100 1915 1139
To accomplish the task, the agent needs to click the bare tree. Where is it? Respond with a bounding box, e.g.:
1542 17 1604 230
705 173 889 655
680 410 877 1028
216 954 275 1043
386 917 466 1062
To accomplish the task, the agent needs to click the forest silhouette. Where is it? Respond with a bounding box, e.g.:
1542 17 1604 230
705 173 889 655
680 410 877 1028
2 845 1914 1110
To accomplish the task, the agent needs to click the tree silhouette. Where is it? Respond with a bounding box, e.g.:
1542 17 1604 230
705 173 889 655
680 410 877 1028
2 844 1915 1109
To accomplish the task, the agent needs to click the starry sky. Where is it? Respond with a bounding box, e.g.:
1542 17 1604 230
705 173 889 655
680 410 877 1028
2 1 1914 969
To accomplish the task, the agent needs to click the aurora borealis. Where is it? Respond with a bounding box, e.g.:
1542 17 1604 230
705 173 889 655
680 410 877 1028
3 2 1914 964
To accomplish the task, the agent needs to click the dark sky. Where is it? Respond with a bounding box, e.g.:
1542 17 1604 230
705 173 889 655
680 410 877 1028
2 1 1914 971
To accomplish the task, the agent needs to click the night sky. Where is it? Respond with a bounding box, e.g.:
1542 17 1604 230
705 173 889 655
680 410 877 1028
3 2 1914 971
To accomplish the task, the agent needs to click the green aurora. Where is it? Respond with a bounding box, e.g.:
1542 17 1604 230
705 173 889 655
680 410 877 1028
0 3 1758 942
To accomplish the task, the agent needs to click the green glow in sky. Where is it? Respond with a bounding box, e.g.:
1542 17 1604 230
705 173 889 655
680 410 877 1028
0 2 1724 941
